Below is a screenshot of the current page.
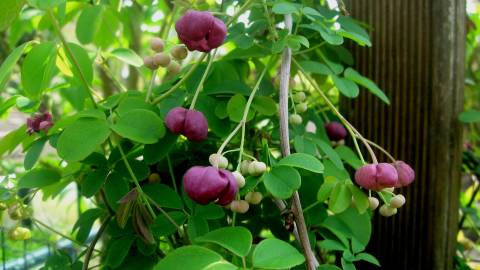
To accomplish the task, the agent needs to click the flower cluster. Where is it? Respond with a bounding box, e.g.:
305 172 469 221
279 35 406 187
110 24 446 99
165 107 209 142
26 112 53 135
175 10 227 53
355 161 415 191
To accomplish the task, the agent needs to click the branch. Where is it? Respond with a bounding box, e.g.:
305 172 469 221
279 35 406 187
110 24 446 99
82 216 112 270
277 14 319 270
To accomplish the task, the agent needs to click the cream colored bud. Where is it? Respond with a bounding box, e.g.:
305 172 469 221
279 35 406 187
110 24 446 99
150 37 165 52
379 204 397 217
209 154 229 169
232 171 246 188
245 192 263 205
153 52 171 67
368 197 379 210
289 114 303 125
390 194 406 208
230 200 249 214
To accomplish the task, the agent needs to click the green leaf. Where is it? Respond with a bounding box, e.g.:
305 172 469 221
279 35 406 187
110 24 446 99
335 146 363 169
72 208 103 243
152 211 187 237
0 96 19 117
0 125 28 156
187 216 209 241
81 168 108 198
263 166 301 199
76 5 120 48
301 23 344 46
319 239 347 251
154 246 235 270
328 182 351 213
28 0 64 9
317 265 342 270
226 94 253 122
61 43 94 86
105 235 135 268
344 68 389 104
338 16 372 46
341 259 356 270
312 137 344 169
272 2 300 14
0 42 31 92
252 238 305 269
195 204 225 220
331 75 359 98
57 117 111 162
110 48 143 67
21 42 57 99
18 168 61 188
277 153 324 173
348 184 369 214
143 184 183 209
298 60 332 75
0 0 25 31
317 176 338 202
353 252 380 266
104 172 129 211
24 138 47 170
196 227 252 257
459 110 480 123
116 95 157 116
322 207 372 248
252 96 277 116
111 109 165 144
143 133 177 164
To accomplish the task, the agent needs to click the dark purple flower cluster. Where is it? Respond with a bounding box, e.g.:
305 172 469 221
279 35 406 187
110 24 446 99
175 10 227 52
26 112 53 135
183 166 237 205
165 107 208 142
355 161 415 191
325 121 347 141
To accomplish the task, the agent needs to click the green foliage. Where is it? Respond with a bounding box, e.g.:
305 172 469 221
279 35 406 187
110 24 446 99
0 1 392 269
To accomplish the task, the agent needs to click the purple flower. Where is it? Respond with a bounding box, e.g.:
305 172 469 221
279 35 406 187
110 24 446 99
183 166 238 205
175 10 227 52
165 107 208 142
26 112 53 135
325 121 347 141
355 163 398 191
392 161 415 188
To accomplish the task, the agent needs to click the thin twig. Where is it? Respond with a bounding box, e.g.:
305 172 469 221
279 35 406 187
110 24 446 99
151 53 207 104
278 14 319 270
48 11 97 107
82 216 112 270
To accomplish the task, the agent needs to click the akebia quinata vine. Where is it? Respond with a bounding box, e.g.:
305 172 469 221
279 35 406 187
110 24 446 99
0 1 421 270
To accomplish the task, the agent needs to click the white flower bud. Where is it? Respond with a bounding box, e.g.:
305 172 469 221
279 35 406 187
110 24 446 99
209 153 228 169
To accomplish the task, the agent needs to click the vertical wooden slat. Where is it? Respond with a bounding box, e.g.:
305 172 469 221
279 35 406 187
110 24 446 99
342 1 465 269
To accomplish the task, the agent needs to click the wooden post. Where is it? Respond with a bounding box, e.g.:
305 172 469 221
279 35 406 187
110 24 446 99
342 1 465 269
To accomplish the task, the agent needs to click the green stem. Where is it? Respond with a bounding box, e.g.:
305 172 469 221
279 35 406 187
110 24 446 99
32 218 94 250
227 0 255 26
117 143 157 218
145 69 157 102
293 58 378 164
145 195 180 230
362 138 396 162
48 11 97 108
293 42 326 55
166 155 178 193
190 50 216 110
82 216 112 270
303 201 321 213
160 5 178 40
152 53 208 104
